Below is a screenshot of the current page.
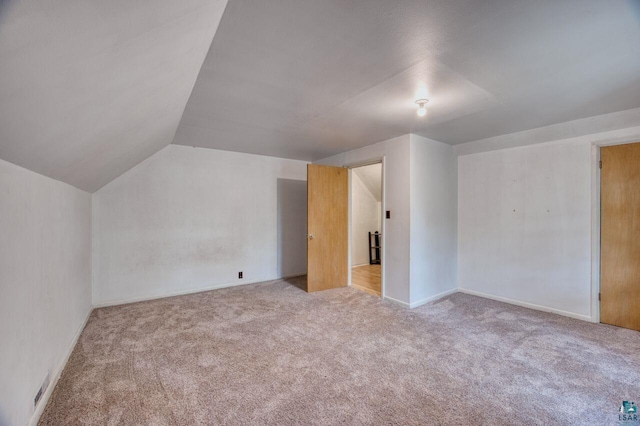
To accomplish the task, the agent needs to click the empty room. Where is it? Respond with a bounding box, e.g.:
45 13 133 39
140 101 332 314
2 1 640 425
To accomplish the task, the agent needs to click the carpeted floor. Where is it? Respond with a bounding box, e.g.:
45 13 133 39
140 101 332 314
40 276 640 425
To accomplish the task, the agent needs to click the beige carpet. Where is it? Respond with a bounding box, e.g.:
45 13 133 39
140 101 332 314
40 276 640 425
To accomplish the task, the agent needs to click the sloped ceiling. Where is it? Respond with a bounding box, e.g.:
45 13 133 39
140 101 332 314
2 0 640 191
174 0 640 161
354 164 382 202
0 0 228 191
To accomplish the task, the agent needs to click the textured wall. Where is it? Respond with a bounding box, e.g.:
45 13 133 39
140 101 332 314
277 178 307 278
409 135 458 306
92 145 308 306
351 172 381 266
317 135 411 305
458 139 592 319
0 158 92 426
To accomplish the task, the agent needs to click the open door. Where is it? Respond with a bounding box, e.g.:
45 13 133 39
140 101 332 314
601 141 640 331
306 164 348 292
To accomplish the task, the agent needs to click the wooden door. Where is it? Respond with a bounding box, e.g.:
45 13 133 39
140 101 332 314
601 142 640 331
306 164 348 292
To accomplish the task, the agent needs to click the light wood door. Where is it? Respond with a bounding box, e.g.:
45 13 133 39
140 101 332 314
306 164 348 292
601 142 640 331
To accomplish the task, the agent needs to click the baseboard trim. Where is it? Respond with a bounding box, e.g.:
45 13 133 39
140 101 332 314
29 274 309 424
409 288 458 309
382 296 409 308
383 295 410 308
93 275 306 309
458 288 593 322
24 282 592 426
28 306 93 426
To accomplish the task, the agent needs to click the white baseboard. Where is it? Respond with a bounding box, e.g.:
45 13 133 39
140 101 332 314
29 274 310 424
24 281 593 426
458 288 593 322
383 295 410 308
93 275 305 308
28 307 93 426
384 288 457 309
409 288 458 309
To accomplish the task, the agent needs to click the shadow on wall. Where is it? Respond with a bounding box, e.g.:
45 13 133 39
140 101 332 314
0 407 10 426
631 0 640 22
0 0 15 23
277 179 307 278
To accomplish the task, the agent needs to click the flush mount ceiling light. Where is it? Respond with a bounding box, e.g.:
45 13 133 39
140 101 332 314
415 98 429 117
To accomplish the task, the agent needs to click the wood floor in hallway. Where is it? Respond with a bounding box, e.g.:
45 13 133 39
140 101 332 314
351 264 381 297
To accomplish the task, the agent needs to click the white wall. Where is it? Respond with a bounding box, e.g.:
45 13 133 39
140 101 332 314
317 135 411 305
277 178 307 278
458 139 593 319
0 159 92 426
351 172 380 266
409 135 457 307
92 145 308 306
454 107 640 157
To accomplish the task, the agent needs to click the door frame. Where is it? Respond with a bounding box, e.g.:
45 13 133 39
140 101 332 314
591 137 640 324
346 157 386 298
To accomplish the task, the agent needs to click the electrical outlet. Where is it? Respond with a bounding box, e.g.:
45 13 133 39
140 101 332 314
238 271 243 279
34 371 50 408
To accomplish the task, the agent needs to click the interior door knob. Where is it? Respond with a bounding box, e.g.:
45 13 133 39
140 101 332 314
307 234 314 240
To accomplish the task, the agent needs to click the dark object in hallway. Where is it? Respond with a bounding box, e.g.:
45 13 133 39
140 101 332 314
369 231 381 265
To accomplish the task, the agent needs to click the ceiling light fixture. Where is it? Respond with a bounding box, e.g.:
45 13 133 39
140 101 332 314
415 98 429 117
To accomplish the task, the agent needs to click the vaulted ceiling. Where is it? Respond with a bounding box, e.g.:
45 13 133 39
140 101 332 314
174 0 640 159
1 0 640 192
354 164 382 203
0 0 229 191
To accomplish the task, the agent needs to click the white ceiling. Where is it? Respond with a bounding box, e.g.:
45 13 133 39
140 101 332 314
353 164 382 202
174 0 640 161
0 0 228 191
1 0 640 191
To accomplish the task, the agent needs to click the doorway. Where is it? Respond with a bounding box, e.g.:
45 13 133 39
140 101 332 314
600 141 640 331
349 162 383 297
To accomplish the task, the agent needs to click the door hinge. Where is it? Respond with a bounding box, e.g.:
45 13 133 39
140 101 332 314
599 160 602 169
598 292 601 301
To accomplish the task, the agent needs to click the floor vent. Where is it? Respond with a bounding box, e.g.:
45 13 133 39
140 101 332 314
34 371 50 408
